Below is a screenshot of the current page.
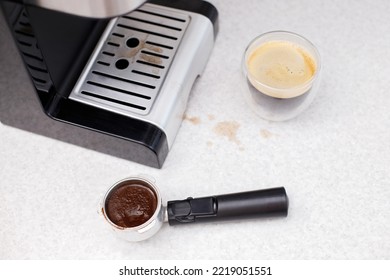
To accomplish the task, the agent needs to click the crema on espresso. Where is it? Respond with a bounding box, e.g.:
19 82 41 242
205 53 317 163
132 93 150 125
247 40 317 99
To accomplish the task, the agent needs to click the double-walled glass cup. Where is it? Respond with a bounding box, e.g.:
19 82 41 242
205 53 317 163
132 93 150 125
242 31 321 121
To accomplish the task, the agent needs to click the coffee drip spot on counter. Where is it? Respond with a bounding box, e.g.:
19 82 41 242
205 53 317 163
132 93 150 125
260 129 277 139
207 114 216 121
183 114 201 125
184 114 276 146
213 121 241 146
184 114 242 147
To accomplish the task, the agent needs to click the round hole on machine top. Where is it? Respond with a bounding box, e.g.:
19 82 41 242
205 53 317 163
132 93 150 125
126 37 140 48
115 59 129 70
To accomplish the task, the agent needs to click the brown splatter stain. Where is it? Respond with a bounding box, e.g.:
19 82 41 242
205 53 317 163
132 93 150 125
145 44 163 53
125 40 146 60
260 129 272 139
260 129 277 139
208 114 216 121
139 53 162 65
183 114 201 125
213 121 241 145
206 141 213 147
123 39 163 64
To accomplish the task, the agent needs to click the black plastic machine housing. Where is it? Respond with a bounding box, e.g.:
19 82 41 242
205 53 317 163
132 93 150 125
0 0 218 168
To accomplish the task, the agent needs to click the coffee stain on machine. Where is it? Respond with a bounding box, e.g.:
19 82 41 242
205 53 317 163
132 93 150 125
124 38 164 64
139 53 163 65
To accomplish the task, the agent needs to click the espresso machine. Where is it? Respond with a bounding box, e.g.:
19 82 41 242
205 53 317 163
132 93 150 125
0 0 218 168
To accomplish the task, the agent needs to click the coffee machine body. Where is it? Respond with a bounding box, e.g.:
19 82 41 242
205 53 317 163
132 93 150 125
0 0 218 168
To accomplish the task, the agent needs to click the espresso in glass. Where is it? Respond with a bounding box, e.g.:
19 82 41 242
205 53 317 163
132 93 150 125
242 31 321 121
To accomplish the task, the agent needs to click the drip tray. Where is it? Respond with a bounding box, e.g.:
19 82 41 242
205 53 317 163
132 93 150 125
70 4 190 116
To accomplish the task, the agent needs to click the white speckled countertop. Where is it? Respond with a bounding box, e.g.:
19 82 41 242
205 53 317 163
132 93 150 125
1 0 390 259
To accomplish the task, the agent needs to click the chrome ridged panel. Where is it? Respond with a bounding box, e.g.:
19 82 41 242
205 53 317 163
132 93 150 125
70 4 190 115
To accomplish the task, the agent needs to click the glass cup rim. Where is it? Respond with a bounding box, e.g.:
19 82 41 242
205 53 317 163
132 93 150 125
243 30 321 96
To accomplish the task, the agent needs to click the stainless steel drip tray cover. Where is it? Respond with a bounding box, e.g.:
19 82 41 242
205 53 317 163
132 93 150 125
70 4 190 116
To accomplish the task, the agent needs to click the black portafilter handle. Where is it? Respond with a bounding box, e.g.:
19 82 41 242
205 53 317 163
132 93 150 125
167 187 288 225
